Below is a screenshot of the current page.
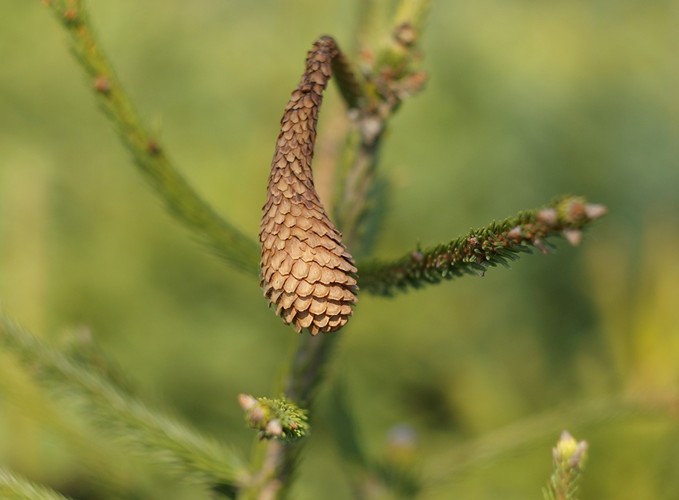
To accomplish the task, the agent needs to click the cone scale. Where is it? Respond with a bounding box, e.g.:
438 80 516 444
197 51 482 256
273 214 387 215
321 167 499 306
259 36 358 335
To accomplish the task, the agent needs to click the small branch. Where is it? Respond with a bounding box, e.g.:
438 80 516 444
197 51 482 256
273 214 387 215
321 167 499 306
239 394 310 442
358 196 607 296
543 431 588 500
0 316 249 493
246 334 341 498
334 0 428 258
0 468 71 500
45 0 259 275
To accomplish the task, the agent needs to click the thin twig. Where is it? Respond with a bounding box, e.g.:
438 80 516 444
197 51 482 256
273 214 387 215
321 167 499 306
333 2 428 258
0 316 250 491
359 196 607 296
45 0 259 274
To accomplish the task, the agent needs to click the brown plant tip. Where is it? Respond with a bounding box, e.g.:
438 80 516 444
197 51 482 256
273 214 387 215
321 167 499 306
259 36 358 335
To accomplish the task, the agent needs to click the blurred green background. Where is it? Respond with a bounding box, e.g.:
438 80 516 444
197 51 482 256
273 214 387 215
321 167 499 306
1 0 678 498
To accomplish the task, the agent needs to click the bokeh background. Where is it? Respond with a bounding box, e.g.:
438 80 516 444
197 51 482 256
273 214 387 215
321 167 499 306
1 0 678 498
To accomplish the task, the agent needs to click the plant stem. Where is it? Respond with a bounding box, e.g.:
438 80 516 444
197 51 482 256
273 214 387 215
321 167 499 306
245 2 430 496
334 1 429 258
358 196 607 296
45 0 259 274
247 334 341 499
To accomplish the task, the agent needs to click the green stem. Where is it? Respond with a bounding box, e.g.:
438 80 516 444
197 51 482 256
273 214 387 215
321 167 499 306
246 333 341 498
358 196 607 296
46 0 259 274
334 0 428 258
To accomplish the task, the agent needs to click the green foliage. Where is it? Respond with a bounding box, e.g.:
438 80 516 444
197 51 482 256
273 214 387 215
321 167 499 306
359 196 605 295
46 0 259 275
239 394 310 442
0 317 248 493
0 469 70 500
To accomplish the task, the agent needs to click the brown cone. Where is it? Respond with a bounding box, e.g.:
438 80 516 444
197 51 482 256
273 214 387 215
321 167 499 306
259 36 358 335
